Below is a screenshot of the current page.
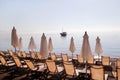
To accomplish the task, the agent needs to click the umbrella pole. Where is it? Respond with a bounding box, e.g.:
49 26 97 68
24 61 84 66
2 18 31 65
85 60 88 78
98 53 100 61
85 61 87 74
15 47 16 54
72 53 73 59
48 51 51 59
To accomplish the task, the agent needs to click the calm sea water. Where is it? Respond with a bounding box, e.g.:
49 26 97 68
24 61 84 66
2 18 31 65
0 31 120 58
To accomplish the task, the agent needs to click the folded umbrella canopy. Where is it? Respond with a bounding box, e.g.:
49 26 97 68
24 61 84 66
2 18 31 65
11 27 18 53
28 36 36 52
95 36 103 60
69 37 76 59
48 37 53 53
80 31 92 74
18 37 23 51
80 32 92 60
40 33 48 58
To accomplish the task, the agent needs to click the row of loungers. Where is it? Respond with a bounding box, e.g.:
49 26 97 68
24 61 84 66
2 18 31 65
0 50 46 80
47 53 120 80
0 50 120 80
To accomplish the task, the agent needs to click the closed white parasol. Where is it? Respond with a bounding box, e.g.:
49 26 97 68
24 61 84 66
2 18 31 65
48 37 53 55
40 33 48 58
18 37 23 51
28 36 36 51
69 37 76 59
80 31 92 74
95 36 103 60
11 27 18 53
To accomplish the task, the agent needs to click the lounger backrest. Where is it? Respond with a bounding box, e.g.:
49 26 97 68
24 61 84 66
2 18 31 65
30 52 36 59
50 53 56 61
63 61 76 76
102 56 110 66
46 60 57 73
36 53 42 59
0 56 7 66
0 51 4 56
90 65 104 80
13 57 22 68
117 68 120 80
61 54 68 62
17 51 22 57
117 59 120 68
22 51 27 58
77 55 84 63
8 50 15 57
87 56 94 64
24 60 35 70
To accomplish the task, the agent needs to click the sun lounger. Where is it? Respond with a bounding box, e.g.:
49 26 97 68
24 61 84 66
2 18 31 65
50 53 62 65
24 60 47 79
61 53 71 62
117 67 120 80
90 65 108 80
0 55 16 71
102 56 112 71
77 55 85 68
63 61 79 79
46 60 64 80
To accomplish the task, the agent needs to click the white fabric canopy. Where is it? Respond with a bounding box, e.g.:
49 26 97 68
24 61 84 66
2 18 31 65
18 37 23 50
11 27 18 53
48 37 53 52
69 37 76 58
80 32 92 61
95 36 103 56
69 37 76 53
40 33 48 58
28 36 36 51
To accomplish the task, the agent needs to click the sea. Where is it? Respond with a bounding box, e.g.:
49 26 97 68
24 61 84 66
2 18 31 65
0 31 120 58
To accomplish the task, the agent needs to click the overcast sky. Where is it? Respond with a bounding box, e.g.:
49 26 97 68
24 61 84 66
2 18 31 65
0 0 120 34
